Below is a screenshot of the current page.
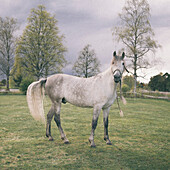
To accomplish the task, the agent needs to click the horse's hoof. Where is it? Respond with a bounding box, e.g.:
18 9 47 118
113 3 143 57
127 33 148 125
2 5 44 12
64 139 69 144
89 139 96 147
91 144 96 148
107 142 112 145
48 136 54 141
106 140 112 145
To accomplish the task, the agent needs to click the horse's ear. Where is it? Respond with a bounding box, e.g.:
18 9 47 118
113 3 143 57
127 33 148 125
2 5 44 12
122 52 125 59
112 51 116 64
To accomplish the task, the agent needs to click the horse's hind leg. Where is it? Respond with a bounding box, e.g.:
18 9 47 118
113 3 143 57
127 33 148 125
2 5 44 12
46 105 55 141
54 102 69 144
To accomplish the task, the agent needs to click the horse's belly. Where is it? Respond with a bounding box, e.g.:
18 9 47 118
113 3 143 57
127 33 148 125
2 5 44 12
66 96 94 108
64 84 95 107
65 92 115 109
68 100 93 108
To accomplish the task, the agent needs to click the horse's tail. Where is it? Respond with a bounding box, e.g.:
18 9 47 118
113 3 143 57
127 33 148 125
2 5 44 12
26 78 47 123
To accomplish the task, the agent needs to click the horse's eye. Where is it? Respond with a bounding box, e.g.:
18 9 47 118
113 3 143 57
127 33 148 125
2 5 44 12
122 63 124 66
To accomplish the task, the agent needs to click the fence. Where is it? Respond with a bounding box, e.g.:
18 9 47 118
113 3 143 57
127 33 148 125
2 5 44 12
122 90 170 100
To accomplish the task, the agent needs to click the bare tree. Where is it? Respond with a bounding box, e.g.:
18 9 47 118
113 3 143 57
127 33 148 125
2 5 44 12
72 44 100 78
112 0 161 94
0 17 18 91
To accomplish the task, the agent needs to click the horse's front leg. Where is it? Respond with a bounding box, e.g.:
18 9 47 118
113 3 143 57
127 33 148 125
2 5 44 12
89 106 101 147
53 102 69 144
103 107 112 145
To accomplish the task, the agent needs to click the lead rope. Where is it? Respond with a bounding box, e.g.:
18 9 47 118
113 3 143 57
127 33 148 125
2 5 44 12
116 80 126 117
113 65 129 117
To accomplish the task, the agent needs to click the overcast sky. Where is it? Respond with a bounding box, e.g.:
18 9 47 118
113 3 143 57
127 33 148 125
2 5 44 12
0 0 170 82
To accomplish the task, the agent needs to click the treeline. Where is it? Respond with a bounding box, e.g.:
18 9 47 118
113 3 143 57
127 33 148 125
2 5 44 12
122 73 170 92
148 73 170 92
0 5 100 92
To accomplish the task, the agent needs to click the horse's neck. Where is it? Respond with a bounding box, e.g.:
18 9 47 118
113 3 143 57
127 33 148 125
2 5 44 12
101 66 113 80
101 66 117 90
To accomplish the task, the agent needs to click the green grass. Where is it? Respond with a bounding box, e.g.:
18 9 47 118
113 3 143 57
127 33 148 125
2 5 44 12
0 95 169 169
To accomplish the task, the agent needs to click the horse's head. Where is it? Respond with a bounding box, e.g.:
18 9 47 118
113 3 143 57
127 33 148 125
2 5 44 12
111 51 127 83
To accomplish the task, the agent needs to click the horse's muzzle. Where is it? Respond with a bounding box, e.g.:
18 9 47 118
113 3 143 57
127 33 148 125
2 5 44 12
112 69 122 83
114 74 121 83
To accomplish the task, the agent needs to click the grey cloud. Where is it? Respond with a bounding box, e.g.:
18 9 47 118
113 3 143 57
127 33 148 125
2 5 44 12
151 15 170 28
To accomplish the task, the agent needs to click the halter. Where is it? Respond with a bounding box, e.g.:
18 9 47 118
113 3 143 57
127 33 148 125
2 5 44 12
112 69 122 78
112 64 129 79
112 65 129 117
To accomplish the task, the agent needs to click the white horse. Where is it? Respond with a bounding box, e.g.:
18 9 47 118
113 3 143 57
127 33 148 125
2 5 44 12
27 51 128 147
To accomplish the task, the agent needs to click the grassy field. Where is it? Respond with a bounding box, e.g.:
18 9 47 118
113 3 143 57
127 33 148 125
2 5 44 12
0 95 169 169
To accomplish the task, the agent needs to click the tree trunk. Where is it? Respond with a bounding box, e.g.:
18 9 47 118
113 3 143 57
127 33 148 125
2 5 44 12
134 75 137 97
37 76 40 81
6 75 10 91
45 68 48 78
85 56 88 78
133 54 137 97
6 62 10 91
